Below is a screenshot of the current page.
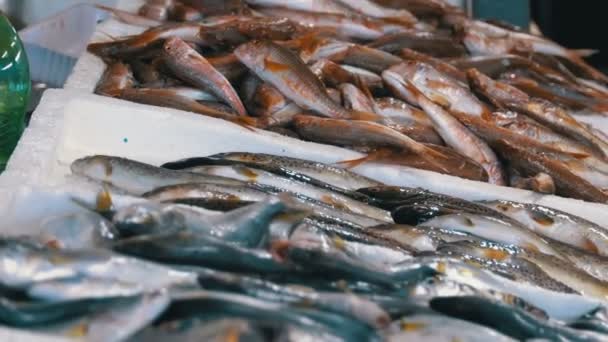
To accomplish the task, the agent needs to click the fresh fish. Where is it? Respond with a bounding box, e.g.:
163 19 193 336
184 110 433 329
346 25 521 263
462 20 608 84
235 40 377 120
327 44 402 73
244 0 354 15
431 296 604 341
0 238 198 291
71 155 244 195
162 37 247 116
40 292 170 342
418 212 564 257
407 256 603 322
167 290 379 341
35 211 119 250
87 23 205 58
402 79 505 184
94 62 134 97
179 0 251 16
286 231 435 288
368 31 467 57
373 0 451 17
400 48 467 84
257 8 410 40
386 61 490 117
292 115 447 164
118 88 257 127
488 110 594 157
206 53 248 81
449 54 578 86
113 198 289 247
131 318 267 342
196 267 391 328
171 152 383 191
333 0 417 24
113 232 289 273
290 221 412 267
310 59 383 89
467 69 608 159
27 276 145 302
169 3 203 22
509 171 556 194
493 140 608 203
142 182 272 203
339 83 376 112
436 240 579 294
95 5 163 28
374 97 433 126
184 164 392 222
386 312 516 342
0 295 131 327
481 200 608 257
518 251 608 301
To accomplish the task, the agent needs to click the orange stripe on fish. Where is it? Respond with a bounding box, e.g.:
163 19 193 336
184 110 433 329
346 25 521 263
264 57 291 72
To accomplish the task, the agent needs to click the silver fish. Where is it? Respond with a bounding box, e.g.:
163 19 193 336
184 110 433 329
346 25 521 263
71 155 244 195
185 164 392 222
386 312 516 342
481 200 608 257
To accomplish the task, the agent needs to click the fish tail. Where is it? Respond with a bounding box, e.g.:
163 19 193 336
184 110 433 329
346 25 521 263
570 48 598 58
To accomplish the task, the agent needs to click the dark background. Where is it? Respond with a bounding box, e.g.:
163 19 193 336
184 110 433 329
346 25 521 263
531 1 608 71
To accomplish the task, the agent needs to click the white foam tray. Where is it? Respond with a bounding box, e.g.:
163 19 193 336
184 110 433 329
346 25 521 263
3 89 608 228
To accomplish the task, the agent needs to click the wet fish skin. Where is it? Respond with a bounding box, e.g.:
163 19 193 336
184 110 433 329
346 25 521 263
385 61 490 118
418 212 564 258
162 37 247 116
400 48 467 84
95 62 134 97
386 312 516 342
118 88 258 127
368 31 467 57
142 182 272 203
435 240 579 294
71 155 245 195
257 8 410 41
403 79 505 185
196 267 391 328
36 211 119 250
185 152 383 191
467 68 608 159
167 290 380 341
481 200 608 257
430 296 604 342
185 164 392 222
0 238 198 291
235 40 364 120
494 140 608 203
113 232 289 273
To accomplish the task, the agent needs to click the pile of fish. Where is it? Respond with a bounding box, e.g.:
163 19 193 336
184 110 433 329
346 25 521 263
88 0 608 202
3 152 608 341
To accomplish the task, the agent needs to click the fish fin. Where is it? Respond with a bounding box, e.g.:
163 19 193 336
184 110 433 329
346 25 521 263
523 243 540 253
334 149 391 169
229 116 258 131
570 49 599 58
269 240 291 262
583 238 600 255
96 186 113 212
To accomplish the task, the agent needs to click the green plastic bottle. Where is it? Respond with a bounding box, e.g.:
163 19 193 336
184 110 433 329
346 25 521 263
0 13 29 172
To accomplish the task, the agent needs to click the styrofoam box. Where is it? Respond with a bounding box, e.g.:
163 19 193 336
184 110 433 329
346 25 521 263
3 89 608 227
